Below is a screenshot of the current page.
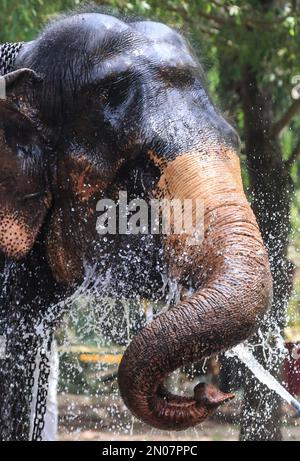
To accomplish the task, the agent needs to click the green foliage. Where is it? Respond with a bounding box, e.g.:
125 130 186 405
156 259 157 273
0 0 79 41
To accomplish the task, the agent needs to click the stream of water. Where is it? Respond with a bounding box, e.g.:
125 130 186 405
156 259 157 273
228 344 300 414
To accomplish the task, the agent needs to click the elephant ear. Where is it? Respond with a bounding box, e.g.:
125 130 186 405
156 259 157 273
0 69 51 260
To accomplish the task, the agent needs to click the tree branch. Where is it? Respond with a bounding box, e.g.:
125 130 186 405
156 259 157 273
197 25 219 37
286 140 300 168
244 11 295 28
167 5 233 28
272 99 300 138
196 10 234 27
169 2 299 35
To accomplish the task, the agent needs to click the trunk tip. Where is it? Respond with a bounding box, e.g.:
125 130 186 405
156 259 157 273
194 382 235 408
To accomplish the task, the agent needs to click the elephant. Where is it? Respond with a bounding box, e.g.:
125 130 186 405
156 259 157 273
0 9 273 440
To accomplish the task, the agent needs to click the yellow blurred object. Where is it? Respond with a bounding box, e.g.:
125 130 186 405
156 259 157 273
58 345 125 354
285 326 300 343
79 353 123 364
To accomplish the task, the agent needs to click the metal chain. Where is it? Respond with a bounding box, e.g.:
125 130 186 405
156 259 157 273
25 336 38 406
29 335 53 442
1 260 55 441
0 42 24 76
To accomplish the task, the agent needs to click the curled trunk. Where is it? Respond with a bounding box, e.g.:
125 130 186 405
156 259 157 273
118 147 272 430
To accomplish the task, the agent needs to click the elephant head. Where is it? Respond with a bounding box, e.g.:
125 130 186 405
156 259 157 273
0 13 272 430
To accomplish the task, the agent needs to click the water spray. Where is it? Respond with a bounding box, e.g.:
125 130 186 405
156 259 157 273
228 344 300 415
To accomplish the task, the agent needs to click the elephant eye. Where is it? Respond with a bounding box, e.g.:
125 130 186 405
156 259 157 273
103 76 130 109
159 67 197 89
23 191 45 201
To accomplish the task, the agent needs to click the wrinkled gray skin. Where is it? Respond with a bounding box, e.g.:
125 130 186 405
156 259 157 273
0 12 272 439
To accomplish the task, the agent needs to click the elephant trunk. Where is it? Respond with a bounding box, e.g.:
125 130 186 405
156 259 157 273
118 146 272 430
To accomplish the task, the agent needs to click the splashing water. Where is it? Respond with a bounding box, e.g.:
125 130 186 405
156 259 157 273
228 344 300 414
37 258 297 440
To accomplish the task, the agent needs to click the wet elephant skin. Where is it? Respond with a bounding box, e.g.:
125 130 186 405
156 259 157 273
0 9 272 436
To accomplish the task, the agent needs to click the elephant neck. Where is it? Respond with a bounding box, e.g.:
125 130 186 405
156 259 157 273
0 42 24 76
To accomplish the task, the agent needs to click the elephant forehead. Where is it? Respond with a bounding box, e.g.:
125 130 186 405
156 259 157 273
98 46 197 79
34 13 135 63
131 21 188 49
50 13 130 35
98 19 195 67
39 13 194 65
130 42 197 68
53 14 186 46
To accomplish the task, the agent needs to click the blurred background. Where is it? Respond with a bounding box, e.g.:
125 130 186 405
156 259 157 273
1 0 300 441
